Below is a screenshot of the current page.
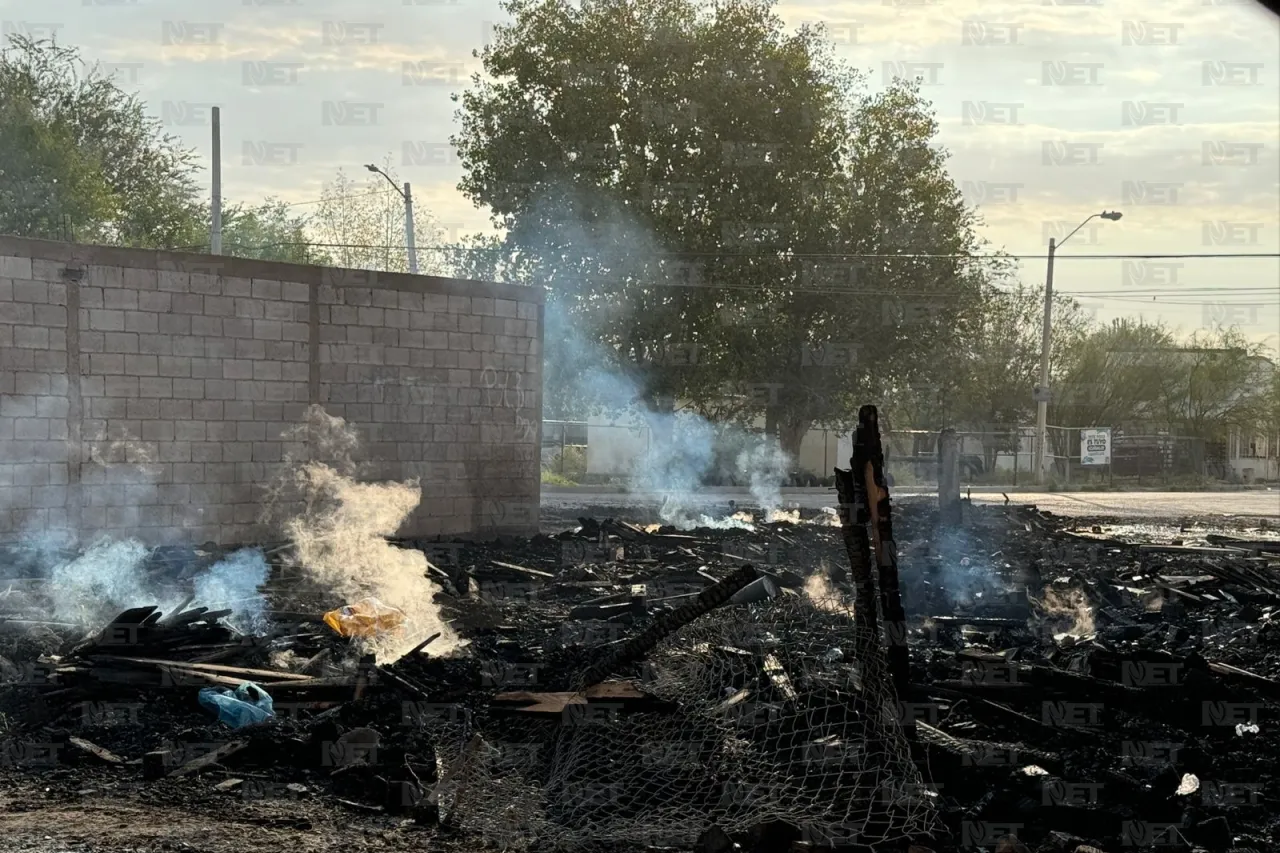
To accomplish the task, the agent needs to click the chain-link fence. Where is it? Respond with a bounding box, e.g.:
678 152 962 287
1046 427 1213 485
418 592 938 851
881 428 1032 488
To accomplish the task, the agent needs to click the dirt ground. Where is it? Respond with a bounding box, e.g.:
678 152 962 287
0 768 459 853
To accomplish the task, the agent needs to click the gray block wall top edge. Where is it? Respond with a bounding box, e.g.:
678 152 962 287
0 235 543 304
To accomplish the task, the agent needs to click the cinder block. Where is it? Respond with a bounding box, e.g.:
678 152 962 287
281 281 310 302
142 420 175 442
191 316 223 337
158 357 192 380
138 377 173 398
14 327 50 349
126 399 160 419
103 289 138 310
173 378 205 399
159 314 192 336
124 311 158 334
447 296 472 314
0 257 33 279
234 298 266 319
235 339 267 360
0 303 34 324
139 334 175 356
124 355 159 376
223 277 253 298
253 320 282 340
160 400 192 419
157 270 189 292
103 332 139 354
13 280 48 303
251 279 282 300
123 268 158 290
203 296 234 316
371 289 398 309
189 273 222 295
222 360 253 380
253 361 282 381
223 318 253 339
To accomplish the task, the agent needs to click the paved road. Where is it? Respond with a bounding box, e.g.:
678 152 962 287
541 488 1280 520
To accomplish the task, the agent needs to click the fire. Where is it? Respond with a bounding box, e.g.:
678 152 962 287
1036 587 1096 637
804 571 855 617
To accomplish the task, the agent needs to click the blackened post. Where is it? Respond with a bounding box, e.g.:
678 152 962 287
834 459 879 653
855 405 911 699
938 428 962 527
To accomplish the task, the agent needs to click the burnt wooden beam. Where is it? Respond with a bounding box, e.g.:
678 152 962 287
576 563 758 689
855 404 911 700
833 465 879 653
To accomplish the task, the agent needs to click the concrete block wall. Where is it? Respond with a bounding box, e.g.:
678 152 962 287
0 236 542 545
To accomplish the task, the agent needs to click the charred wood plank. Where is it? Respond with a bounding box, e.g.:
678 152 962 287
167 740 248 777
576 563 758 689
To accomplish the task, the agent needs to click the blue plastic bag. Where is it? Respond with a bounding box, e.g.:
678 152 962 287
199 681 276 728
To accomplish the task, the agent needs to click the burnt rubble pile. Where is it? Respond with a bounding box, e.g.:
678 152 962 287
0 502 1278 852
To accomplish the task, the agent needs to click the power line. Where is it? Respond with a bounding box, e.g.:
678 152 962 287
207 240 1280 261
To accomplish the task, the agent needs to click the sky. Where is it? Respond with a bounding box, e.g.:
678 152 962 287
1 0 1278 352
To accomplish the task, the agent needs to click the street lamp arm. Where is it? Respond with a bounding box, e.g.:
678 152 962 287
1058 214 1100 249
365 164 406 199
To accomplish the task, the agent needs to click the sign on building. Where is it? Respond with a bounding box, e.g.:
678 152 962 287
1081 428 1111 466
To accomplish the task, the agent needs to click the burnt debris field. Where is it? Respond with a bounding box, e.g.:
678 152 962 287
1 494 1279 853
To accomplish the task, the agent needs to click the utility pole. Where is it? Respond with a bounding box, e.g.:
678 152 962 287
1035 210 1124 485
211 107 222 254
403 182 419 275
365 164 419 274
1034 238 1056 485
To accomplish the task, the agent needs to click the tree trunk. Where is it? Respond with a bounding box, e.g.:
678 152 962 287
779 415 812 478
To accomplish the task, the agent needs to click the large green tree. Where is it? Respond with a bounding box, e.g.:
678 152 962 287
0 36 204 247
451 0 1003 459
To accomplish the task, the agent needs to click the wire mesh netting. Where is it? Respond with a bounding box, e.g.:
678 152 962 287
421 589 940 850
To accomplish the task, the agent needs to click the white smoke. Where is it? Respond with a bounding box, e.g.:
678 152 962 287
47 538 157 625
192 549 271 635
274 406 461 663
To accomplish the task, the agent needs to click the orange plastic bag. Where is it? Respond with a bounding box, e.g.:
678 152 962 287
323 597 407 638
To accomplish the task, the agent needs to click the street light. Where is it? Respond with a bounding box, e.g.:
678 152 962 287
1034 210 1122 485
365 164 419 275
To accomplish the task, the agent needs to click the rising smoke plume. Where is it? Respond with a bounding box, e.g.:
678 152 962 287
274 406 460 662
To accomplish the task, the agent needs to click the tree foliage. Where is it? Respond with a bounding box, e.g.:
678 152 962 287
311 157 451 275
0 35 204 247
217 198 324 265
451 0 1010 458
